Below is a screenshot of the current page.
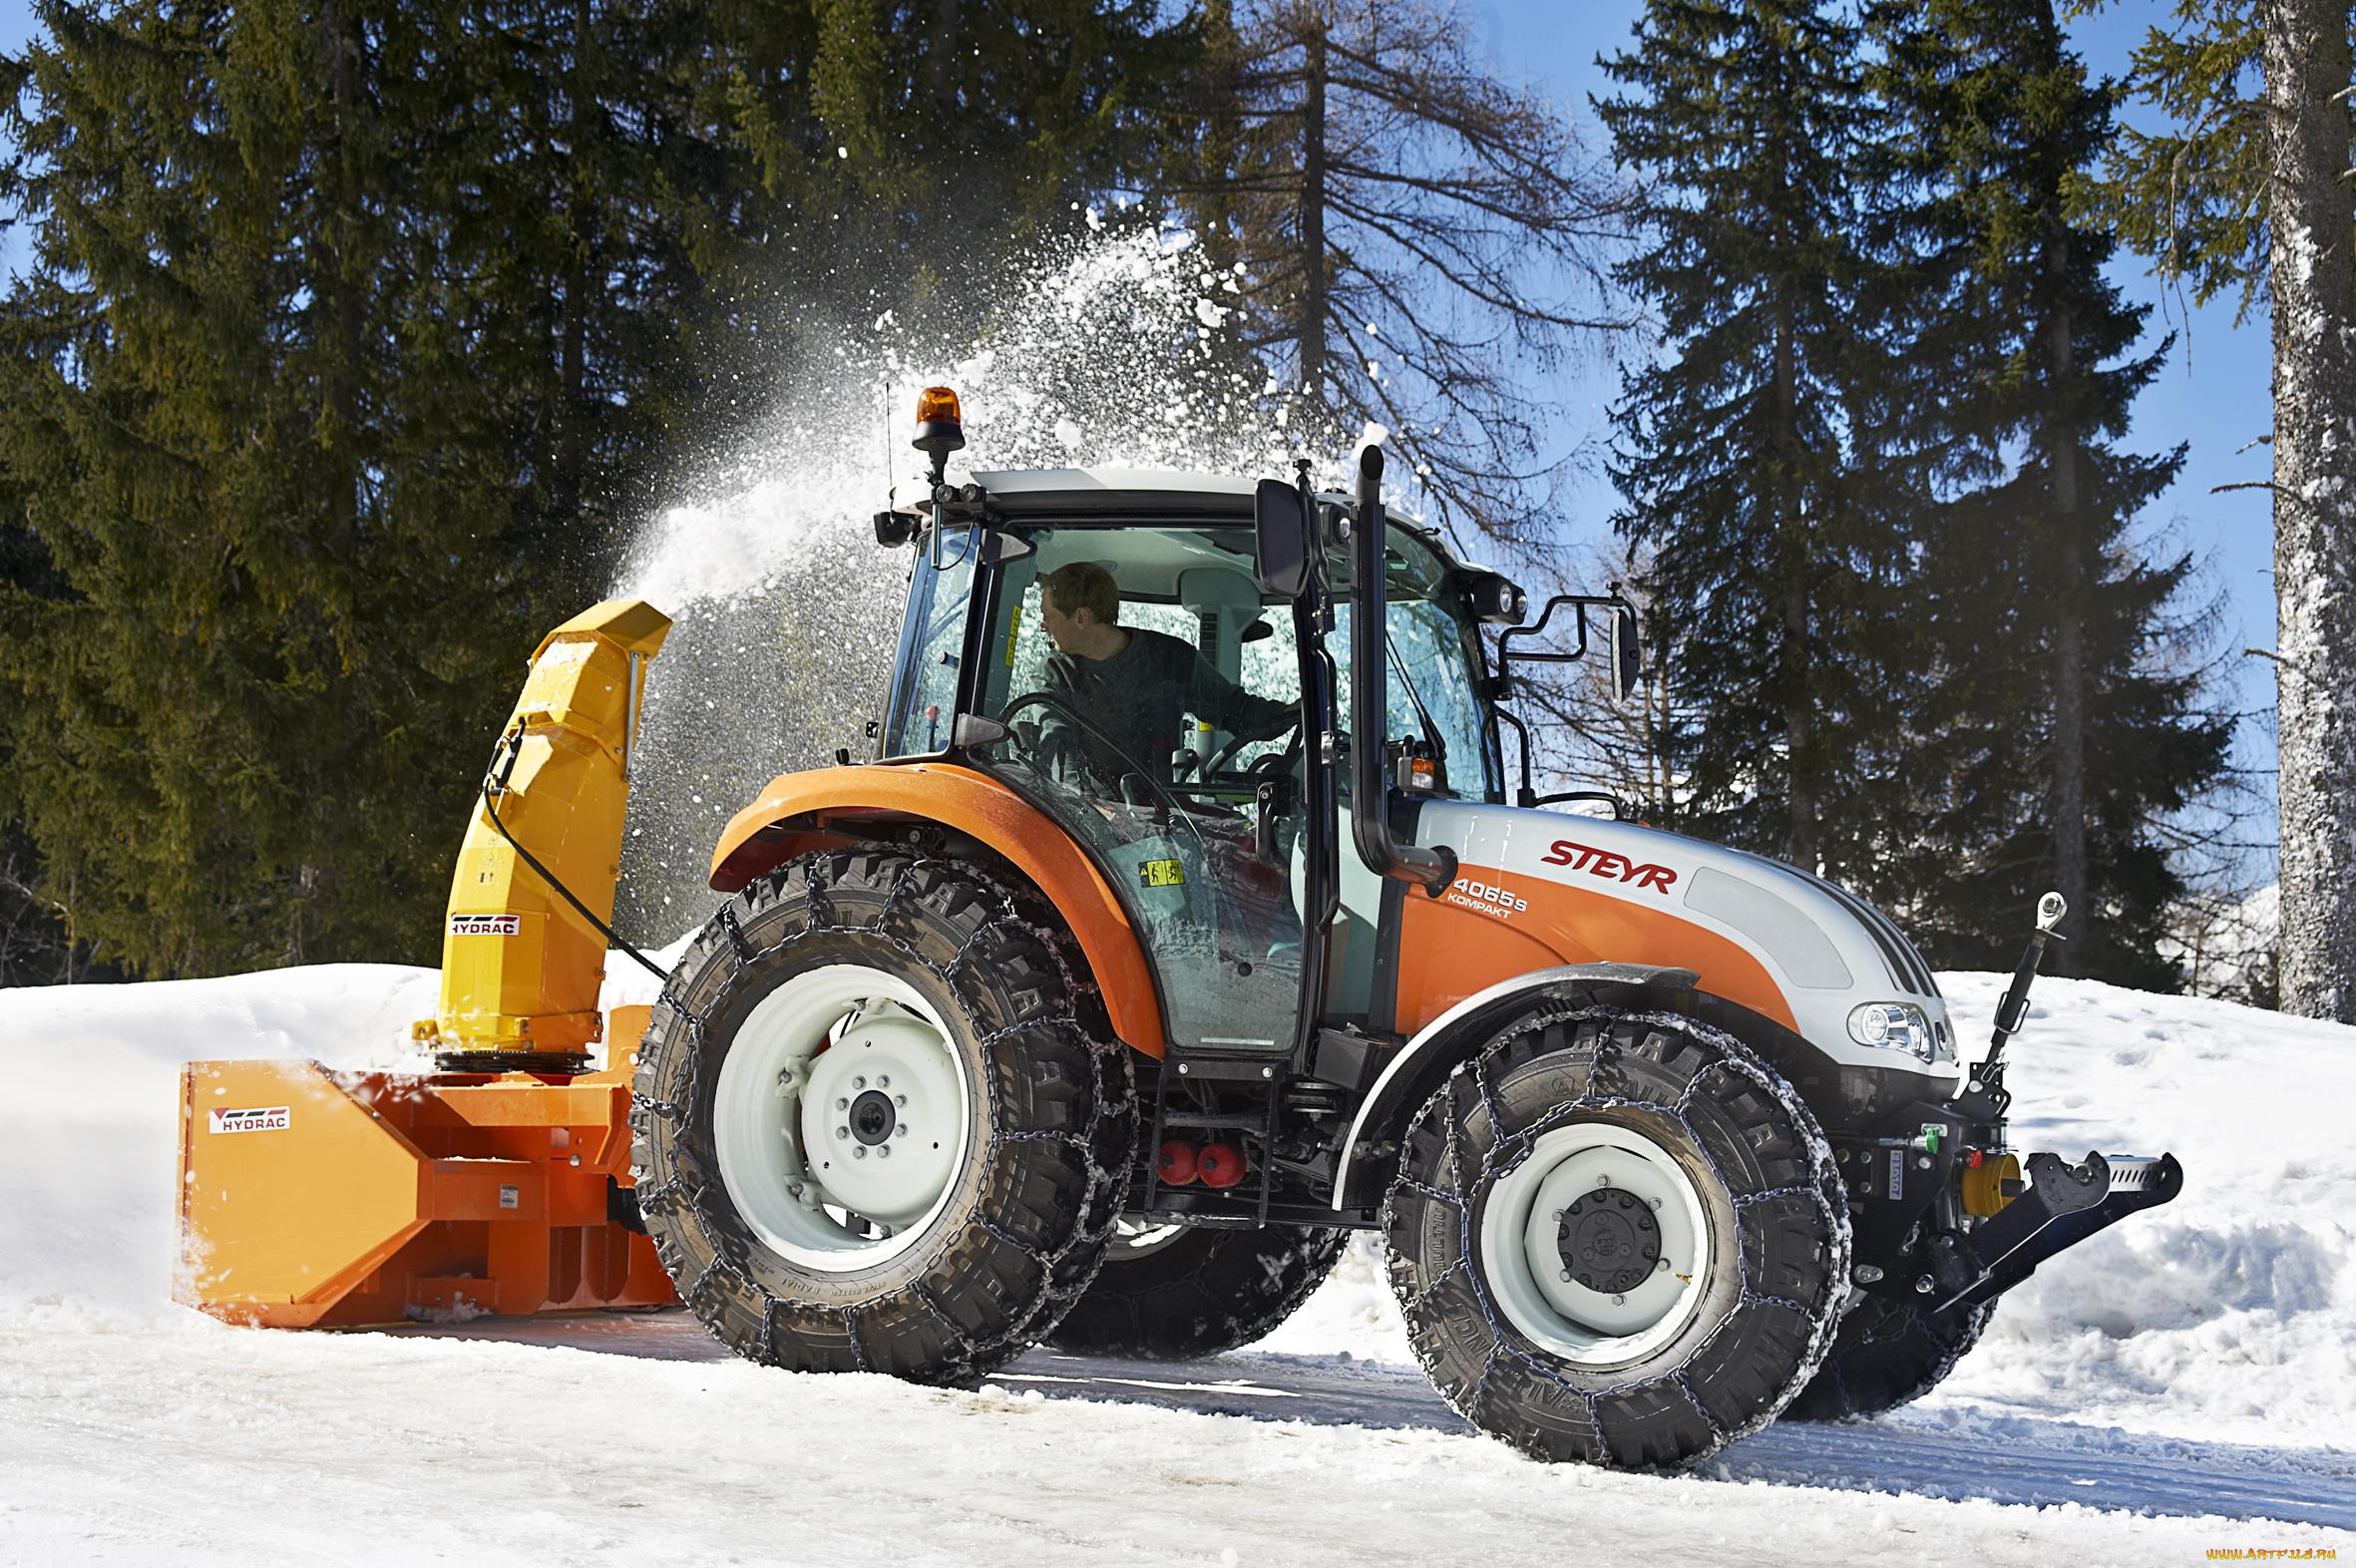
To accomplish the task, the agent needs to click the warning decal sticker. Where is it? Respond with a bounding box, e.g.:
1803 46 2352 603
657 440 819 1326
1137 858 1187 889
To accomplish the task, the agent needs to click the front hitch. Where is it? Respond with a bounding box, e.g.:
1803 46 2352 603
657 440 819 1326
1931 1150 2184 1311
1925 891 2185 1311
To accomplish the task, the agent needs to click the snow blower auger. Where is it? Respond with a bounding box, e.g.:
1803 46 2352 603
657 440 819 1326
182 385 2182 1469
176 599 681 1327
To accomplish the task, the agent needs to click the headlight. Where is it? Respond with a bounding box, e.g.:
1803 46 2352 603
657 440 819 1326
1847 1001 1937 1061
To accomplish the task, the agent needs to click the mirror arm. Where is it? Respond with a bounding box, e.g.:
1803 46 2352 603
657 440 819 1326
1492 703 1540 809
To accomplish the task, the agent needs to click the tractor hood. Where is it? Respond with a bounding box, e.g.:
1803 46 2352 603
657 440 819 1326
1410 799 1959 1078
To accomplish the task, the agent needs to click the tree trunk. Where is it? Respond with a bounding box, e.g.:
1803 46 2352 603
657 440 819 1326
1299 11 1328 396
2262 0 2356 1020
556 0 591 533
1774 290 1816 872
319 0 363 564
932 0 959 98
2045 243 2087 973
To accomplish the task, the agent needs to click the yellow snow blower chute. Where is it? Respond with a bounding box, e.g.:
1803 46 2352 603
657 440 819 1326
176 599 681 1327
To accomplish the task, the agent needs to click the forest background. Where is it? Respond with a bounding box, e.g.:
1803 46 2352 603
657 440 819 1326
0 0 2307 1011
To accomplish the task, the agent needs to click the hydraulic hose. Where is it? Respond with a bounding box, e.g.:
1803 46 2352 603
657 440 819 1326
477 778 670 982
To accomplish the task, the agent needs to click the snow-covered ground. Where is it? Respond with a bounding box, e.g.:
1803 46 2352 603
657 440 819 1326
3 965 2352 1564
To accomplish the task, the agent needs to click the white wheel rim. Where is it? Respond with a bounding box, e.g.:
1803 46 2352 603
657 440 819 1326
1109 1217 1189 1260
1476 1121 1714 1366
712 964 972 1273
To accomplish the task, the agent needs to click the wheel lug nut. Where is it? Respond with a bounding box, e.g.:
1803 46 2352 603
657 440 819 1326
1559 1269 1572 1282
877 1146 891 1158
854 1146 867 1159
1649 1197 1662 1210
1612 1294 1626 1306
877 1075 890 1088
853 1075 866 1089
835 1126 849 1139
1596 1174 1611 1187
836 1097 849 1110
894 1125 908 1137
896 1093 908 1107
1656 1258 1671 1273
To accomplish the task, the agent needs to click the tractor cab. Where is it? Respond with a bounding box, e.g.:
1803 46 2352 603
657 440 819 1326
874 464 1532 1069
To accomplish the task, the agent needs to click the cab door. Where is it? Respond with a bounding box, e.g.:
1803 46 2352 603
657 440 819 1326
966 525 1311 1057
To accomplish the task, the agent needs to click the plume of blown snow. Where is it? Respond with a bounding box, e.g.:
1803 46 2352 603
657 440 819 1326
607 222 1374 937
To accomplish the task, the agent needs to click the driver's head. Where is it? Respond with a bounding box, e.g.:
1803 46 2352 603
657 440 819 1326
1039 562 1120 655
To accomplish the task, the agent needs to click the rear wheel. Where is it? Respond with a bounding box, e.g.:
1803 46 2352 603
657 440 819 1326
1382 1006 1849 1467
1780 1294 1994 1421
1045 1219 1349 1359
629 850 1135 1382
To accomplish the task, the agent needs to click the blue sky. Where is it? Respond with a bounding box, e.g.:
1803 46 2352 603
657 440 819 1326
1469 0 2276 736
0 0 2277 764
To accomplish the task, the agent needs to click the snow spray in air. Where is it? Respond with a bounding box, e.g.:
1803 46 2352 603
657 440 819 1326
608 221 1344 938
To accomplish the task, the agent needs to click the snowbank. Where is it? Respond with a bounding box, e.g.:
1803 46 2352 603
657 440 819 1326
1928 973 2356 1449
0 965 438 1322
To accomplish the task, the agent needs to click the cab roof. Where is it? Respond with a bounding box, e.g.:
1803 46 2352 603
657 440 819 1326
944 465 1471 564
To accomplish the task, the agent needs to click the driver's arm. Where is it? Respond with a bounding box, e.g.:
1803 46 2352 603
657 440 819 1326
1185 652 1295 744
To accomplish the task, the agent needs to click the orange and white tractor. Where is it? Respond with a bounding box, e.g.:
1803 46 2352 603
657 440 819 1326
181 388 2180 1468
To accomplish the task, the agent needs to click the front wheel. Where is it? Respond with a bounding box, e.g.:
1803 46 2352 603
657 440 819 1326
629 851 1136 1383
1382 1007 1849 1467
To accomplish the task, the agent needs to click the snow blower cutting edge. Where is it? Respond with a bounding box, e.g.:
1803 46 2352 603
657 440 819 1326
179 387 2181 1465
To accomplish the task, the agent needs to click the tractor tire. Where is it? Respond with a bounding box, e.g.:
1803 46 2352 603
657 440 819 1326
1382 1006 1850 1468
629 849 1136 1384
1779 1293 1995 1421
1044 1220 1350 1360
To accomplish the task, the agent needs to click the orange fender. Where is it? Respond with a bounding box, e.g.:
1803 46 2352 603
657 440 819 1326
709 763 1166 1057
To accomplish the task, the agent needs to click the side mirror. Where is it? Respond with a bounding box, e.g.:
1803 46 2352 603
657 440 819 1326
1254 478 1312 598
1608 603 1642 706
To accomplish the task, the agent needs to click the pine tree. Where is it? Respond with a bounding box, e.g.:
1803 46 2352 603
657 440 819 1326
0 0 1203 979
1159 0 1639 557
669 0 1193 411
0 0 664 974
1598 0 1907 881
1864 0 2233 986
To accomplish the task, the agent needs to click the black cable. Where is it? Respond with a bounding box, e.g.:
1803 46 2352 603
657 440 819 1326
477 781 671 982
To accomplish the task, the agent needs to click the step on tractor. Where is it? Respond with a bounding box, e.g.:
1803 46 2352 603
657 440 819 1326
180 386 2183 1468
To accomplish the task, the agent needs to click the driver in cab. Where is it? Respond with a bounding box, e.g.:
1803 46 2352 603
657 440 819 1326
1034 563 1293 791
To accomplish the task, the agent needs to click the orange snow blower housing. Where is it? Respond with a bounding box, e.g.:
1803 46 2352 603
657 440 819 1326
177 599 680 1327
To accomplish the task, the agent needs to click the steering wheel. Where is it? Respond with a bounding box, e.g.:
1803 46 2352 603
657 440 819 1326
1201 711 1306 782
996 691 1195 818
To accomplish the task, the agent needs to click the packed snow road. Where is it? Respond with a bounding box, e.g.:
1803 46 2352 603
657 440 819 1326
3 964 2353 1563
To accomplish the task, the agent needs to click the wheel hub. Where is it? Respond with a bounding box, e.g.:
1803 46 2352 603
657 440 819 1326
850 1088 898 1145
1558 1189 1662 1296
